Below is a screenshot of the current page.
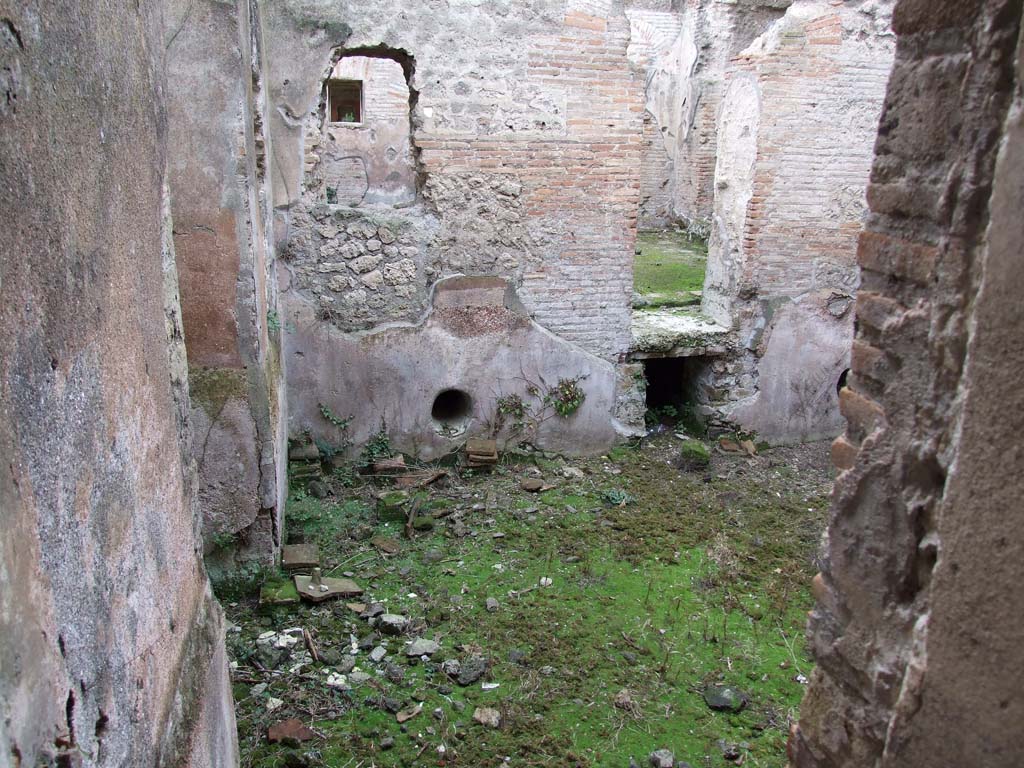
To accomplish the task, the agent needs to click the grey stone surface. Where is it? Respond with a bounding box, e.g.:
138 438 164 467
378 614 410 636
702 685 747 712
406 638 441 657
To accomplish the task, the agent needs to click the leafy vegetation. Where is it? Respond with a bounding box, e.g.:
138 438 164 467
545 376 587 418
359 420 394 466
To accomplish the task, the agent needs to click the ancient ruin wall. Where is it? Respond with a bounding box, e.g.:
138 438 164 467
627 1 789 231
791 1 1024 765
626 5 684 227
267 0 643 363
263 0 645 452
671 0 791 230
318 57 417 207
703 0 895 444
0 1 236 764
167 0 287 569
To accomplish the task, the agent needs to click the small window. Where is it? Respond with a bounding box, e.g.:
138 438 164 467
328 79 362 123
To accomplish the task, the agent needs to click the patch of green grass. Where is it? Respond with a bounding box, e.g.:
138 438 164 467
634 230 708 308
226 438 830 768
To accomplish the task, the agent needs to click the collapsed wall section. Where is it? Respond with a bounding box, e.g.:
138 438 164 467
0 1 236 764
791 1 1024 765
166 0 287 569
701 0 895 443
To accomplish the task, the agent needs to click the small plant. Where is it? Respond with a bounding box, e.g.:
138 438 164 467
679 439 711 471
645 404 679 427
326 186 338 204
319 402 350 430
266 310 282 333
331 462 358 487
341 111 356 123
318 402 353 456
493 393 530 436
545 376 587 418
360 420 393 465
602 488 636 507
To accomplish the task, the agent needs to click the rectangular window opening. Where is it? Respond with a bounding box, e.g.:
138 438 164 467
328 79 363 123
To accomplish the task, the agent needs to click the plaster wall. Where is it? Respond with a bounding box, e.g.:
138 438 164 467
703 0 894 443
790 1 1024 765
166 0 287 567
287 277 622 459
0 1 236 764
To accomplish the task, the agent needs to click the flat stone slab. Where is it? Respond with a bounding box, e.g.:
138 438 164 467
282 543 320 571
466 437 498 458
259 578 300 610
267 718 316 744
294 574 364 603
630 309 731 358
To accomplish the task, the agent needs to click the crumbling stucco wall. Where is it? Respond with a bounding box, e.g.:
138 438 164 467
790 1 1024 765
0 1 236 764
626 5 685 227
627 0 789 232
166 0 287 569
266 0 645 454
702 0 894 444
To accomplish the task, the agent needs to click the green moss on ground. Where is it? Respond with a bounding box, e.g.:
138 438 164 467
634 230 708 309
221 435 831 768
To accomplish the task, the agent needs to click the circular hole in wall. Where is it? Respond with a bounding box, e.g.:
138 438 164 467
431 388 473 433
837 368 851 395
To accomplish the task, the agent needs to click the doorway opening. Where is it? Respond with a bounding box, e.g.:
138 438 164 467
643 356 708 432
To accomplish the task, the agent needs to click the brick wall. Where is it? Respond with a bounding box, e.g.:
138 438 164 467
735 7 893 299
790 1 1024 764
639 110 675 226
626 7 684 228
272 0 643 363
674 1 789 229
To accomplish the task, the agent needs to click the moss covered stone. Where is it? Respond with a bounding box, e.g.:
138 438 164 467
679 439 711 471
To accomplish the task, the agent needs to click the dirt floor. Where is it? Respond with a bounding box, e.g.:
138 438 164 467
218 432 833 768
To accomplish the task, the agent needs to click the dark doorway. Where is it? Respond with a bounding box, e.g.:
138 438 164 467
643 356 710 431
